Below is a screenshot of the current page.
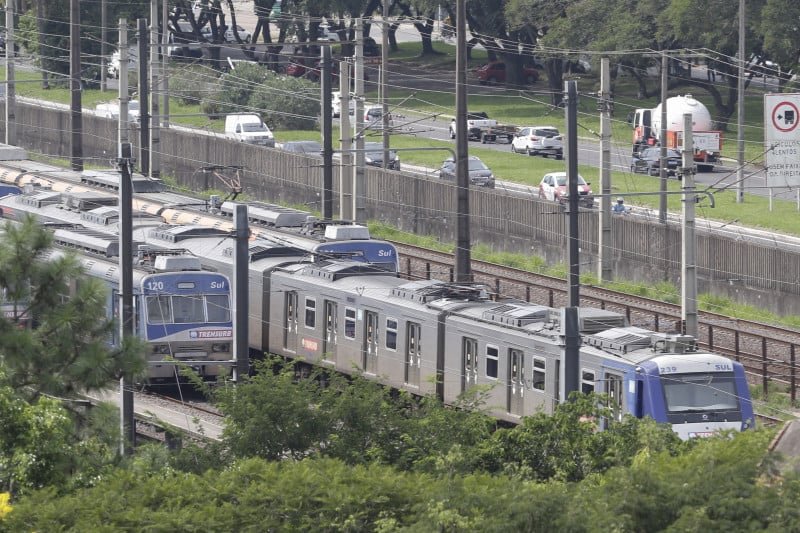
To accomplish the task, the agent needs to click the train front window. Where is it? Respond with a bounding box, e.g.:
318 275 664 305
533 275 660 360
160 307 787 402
206 294 231 322
662 373 739 413
172 295 206 324
146 295 172 324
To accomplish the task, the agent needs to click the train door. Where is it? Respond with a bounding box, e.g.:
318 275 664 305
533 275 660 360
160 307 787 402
363 310 379 374
323 300 337 364
507 349 525 416
405 321 421 387
604 372 624 422
284 291 299 353
462 337 478 392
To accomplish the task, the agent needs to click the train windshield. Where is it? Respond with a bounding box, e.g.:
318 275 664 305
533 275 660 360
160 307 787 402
146 294 231 324
662 372 740 413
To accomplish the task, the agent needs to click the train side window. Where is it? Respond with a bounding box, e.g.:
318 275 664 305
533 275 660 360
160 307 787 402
532 357 546 391
485 345 499 379
344 308 356 339
206 294 231 322
385 318 398 350
305 297 316 328
581 369 596 394
146 295 172 324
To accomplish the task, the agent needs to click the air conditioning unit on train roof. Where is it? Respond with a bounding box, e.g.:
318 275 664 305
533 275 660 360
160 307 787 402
324 224 370 241
153 255 202 271
650 332 697 354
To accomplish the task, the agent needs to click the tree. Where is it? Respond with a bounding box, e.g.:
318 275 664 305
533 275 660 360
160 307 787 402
0 217 145 401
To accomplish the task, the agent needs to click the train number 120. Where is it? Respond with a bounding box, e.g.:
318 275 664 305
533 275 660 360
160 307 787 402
146 281 164 291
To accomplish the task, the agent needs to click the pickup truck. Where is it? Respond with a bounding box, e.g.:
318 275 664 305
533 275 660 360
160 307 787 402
449 112 514 144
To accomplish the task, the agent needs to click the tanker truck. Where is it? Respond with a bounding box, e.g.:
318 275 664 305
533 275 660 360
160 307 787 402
630 94 722 172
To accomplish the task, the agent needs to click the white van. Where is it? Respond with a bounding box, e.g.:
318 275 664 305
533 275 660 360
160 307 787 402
331 91 355 118
224 113 275 147
95 100 141 124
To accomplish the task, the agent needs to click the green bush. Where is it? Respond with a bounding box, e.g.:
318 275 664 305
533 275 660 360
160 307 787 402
169 64 220 105
248 73 321 130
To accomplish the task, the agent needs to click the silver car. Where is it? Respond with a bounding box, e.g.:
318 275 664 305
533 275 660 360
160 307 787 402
438 156 495 188
511 126 563 159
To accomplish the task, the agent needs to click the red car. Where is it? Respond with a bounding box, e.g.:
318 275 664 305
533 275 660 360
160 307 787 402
475 61 540 85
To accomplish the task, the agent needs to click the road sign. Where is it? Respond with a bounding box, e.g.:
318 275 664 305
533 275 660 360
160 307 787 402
765 93 800 186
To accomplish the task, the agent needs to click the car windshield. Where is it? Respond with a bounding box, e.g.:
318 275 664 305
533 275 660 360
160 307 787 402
365 144 396 158
554 175 586 186
662 373 739 413
468 159 489 171
535 128 558 136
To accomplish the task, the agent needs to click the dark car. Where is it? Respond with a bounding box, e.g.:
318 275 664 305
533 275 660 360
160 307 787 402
438 156 495 188
364 142 400 170
281 141 322 155
475 61 540 85
631 147 683 177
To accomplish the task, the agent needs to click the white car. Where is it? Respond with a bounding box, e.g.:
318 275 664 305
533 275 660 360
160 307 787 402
201 25 252 43
511 126 563 159
331 91 355 118
538 171 594 208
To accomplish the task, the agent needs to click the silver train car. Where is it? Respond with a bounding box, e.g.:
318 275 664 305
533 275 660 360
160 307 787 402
0 159 399 273
0 180 756 437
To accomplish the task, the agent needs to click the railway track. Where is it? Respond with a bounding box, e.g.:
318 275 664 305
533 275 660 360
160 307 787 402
394 242 800 404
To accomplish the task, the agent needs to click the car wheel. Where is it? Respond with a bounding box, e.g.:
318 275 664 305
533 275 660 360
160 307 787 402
527 149 536 156
649 167 658 176
630 164 636 173
525 75 536 84
488 76 498 85
449 128 455 140
511 144 517 153
245 36 252 43
555 152 563 160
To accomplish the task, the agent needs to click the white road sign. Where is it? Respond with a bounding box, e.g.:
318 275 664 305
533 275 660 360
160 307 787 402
765 93 800 186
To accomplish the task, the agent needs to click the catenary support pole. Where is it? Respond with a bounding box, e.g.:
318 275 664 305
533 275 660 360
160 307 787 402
138 19 150 176
598 57 612 282
339 61 353 221
321 45 333 219
381 0 390 169
659 52 668 224
5 1 16 146
101 0 107 91
233 203 249 382
353 22 365 223
682 114 698 336
70 0 83 171
454 0 471 283
736 0 745 203
565 80 579 307
161 0 169 127
118 141 135 455
119 20 129 148
149 0 160 179
562 307 580 403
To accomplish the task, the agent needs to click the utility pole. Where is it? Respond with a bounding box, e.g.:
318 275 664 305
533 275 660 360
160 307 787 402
101 0 107 91
320 45 333 219
381 0 390 169
119 20 130 149
353 22 365 223
736 0 745 203
138 19 150 177
339 61 353 221
681 114 698 337
598 57 612 282
659 52 668 224
118 139 135 455
565 80 580 307
70 0 83 171
233 203 249 382
454 0 471 282
150 0 160 179
5 1 16 146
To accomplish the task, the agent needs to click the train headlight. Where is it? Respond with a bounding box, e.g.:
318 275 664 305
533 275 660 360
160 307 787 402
212 343 230 353
152 344 171 355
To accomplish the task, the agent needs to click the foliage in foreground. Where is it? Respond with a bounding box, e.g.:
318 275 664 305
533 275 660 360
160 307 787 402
3 430 793 532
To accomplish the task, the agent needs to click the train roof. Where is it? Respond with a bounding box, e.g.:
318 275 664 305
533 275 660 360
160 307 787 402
582 326 703 365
